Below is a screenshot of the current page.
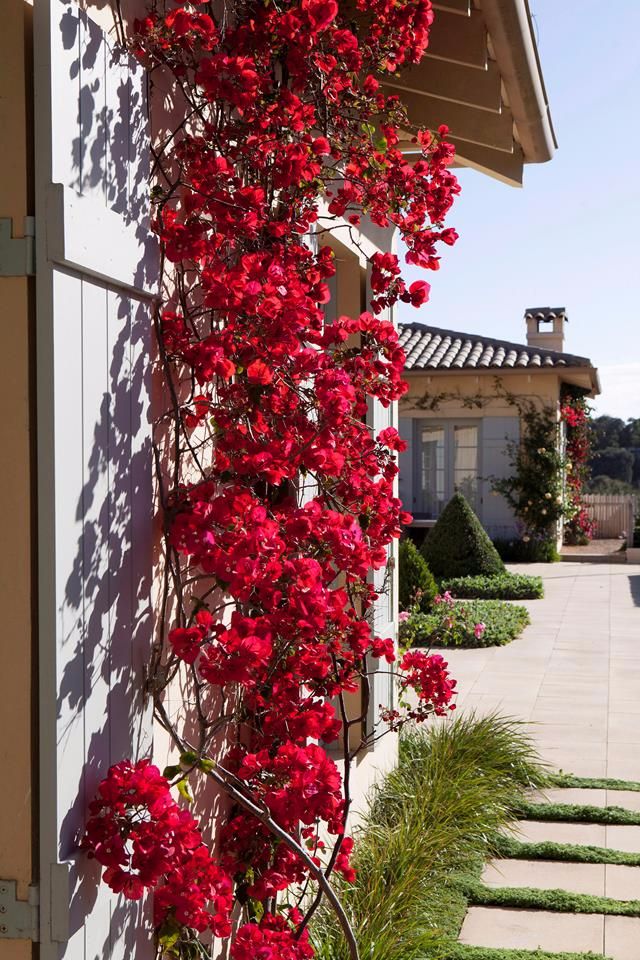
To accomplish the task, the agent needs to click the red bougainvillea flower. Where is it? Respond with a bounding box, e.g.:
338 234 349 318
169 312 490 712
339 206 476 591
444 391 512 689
87 0 460 955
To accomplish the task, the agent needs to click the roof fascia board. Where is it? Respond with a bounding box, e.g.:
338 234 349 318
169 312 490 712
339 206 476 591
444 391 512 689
480 0 557 162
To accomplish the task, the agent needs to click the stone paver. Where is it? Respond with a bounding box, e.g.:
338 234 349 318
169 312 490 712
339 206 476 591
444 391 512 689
447 563 640 778
607 791 640 812
604 915 640 960
605 825 640 854
447 563 640 958
512 819 607 848
605 864 640 900
529 787 608 806
460 907 604 953
482 858 605 895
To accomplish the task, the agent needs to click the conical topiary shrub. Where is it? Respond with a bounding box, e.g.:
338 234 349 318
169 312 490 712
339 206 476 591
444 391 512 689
399 538 438 613
420 492 505 580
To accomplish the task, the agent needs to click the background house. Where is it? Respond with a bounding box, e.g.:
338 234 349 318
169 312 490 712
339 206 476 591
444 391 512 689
0 2 556 958
397 307 600 543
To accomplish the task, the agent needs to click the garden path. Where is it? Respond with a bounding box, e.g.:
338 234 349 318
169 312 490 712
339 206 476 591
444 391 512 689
447 560 640 780
445 559 640 959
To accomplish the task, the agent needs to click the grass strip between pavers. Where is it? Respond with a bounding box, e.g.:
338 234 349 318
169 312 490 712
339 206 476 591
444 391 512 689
438 946 612 960
494 833 640 866
548 772 640 792
465 880 640 916
516 799 640 825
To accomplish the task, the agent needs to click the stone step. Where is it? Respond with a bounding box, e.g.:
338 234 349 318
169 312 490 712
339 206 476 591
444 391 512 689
482 858 640 900
528 787 640 812
460 906 640 958
513 819 640 853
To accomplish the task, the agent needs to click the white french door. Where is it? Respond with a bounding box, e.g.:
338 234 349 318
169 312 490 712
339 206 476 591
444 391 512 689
414 419 480 518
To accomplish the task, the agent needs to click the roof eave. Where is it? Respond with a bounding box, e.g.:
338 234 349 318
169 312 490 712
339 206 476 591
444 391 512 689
480 0 558 164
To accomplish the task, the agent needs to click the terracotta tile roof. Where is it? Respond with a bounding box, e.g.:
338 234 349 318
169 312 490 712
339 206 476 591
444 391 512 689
398 323 593 372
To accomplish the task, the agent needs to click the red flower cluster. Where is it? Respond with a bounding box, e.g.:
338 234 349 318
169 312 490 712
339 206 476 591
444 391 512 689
86 0 459 954
231 910 315 960
84 761 233 936
561 397 595 543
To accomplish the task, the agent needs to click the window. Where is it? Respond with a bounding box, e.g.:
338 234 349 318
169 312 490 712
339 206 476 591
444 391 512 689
414 420 480 519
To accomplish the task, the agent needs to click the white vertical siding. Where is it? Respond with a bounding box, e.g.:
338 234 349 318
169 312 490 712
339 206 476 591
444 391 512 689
35 1 157 957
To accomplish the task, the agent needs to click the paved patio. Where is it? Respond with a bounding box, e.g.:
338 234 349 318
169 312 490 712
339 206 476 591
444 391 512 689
448 560 640 779
448 561 640 959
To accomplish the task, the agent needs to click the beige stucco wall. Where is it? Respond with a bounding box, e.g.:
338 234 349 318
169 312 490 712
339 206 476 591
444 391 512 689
402 368 565 414
400 368 567 543
0 2 35 958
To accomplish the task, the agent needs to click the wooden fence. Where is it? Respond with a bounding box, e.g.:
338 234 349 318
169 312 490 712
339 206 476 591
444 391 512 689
583 495 637 539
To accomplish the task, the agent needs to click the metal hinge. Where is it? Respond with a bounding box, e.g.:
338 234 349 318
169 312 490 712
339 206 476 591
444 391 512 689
0 217 36 276
0 880 40 941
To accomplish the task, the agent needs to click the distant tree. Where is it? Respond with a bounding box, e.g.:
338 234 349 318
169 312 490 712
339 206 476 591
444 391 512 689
590 416 626 450
621 419 640 448
586 475 638 496
591 447 634 484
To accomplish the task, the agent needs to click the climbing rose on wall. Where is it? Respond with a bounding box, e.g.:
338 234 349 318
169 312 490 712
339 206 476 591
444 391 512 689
85 1 460 957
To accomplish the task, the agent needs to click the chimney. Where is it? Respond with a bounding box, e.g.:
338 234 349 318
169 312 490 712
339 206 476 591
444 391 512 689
525 307 567 352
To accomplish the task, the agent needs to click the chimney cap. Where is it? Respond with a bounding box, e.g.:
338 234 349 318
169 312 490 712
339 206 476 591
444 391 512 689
524 306 567 322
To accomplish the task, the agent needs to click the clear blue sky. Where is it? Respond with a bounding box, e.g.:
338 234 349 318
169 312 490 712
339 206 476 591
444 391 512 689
399 0 640 420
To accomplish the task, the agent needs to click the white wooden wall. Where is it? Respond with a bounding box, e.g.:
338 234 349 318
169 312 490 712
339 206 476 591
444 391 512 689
34 2 157 958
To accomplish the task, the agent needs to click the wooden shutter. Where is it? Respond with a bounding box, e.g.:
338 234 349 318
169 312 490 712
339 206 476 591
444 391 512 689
34 3 157 958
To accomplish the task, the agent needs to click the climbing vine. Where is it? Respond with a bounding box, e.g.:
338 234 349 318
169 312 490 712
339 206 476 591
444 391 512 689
489 391 565 544
561 393 595 544
83 3 460 958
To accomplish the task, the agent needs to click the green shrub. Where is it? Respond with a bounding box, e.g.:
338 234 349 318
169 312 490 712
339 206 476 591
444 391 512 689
421 493 505 580
399 537 438 612
311 715 544 960
493 537 560 563
440 573 543 600
401 599 530 648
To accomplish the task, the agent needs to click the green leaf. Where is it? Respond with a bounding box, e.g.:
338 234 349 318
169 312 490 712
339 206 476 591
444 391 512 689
157 918 182 950
162 764 182 780
177 778 194 804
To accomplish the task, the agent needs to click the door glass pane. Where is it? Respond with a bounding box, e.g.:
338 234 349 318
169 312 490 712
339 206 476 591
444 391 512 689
453 424 478 509
419 426 445 518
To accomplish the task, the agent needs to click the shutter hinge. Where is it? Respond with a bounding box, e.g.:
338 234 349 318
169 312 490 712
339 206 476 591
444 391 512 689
0 217 36 276
0 880 40 941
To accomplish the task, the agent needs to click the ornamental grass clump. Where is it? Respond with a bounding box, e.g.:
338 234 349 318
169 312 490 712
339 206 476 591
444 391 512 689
311 715 545 960
421 492 505 580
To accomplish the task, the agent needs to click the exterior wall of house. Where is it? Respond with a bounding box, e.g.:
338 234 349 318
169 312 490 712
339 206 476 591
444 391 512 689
0 5 35 960
319 224 399 821
399 369 565 540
